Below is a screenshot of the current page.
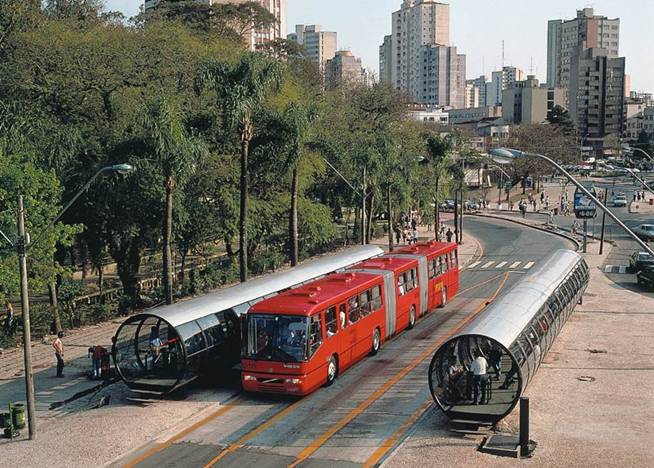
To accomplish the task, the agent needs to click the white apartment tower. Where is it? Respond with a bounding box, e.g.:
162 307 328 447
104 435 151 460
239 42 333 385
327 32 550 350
547 8 620 90
486 66 525 106
288 25 338 70
381 0 465 107
144 0 287 51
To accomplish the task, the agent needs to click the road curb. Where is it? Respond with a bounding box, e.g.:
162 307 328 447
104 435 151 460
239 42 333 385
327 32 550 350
469 213 581 251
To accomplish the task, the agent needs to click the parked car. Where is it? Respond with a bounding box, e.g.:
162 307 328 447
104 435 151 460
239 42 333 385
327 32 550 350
637 265 654 290
464 200 480 211
612 193 627 207
634 224 654 242
629 252 654 273
440 199 455 211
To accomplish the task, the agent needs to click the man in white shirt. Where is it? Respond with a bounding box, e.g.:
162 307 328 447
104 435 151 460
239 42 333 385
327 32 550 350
470 352 489 405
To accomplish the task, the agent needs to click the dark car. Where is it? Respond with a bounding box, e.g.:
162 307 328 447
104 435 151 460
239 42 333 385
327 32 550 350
440 199 455 211
634 224 654 242
637 265 654 290
629 252 654 273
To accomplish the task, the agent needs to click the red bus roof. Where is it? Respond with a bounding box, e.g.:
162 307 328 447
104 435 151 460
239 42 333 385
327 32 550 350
349 255 417 273
394 241 457 257
248 272 382 316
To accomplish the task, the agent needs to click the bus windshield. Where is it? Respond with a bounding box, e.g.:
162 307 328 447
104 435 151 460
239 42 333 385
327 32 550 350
246 314 309 362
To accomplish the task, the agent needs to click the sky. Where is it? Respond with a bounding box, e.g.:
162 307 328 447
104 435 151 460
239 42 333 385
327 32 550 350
106 0 654 92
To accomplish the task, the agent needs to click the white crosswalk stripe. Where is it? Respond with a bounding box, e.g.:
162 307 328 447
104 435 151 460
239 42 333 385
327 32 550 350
523 261 535 270
467 261 482 269
604 265 628 274
481 261 495 269
510 261 522 269
496 261 508 269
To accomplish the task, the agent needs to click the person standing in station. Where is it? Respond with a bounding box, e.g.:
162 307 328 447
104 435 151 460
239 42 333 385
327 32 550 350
53 331 65 378
470 351 489 405
445 228 453 243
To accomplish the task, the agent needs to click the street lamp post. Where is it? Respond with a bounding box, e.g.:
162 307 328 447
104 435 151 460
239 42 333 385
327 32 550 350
14 163 134 440
490 148 654 257
625 168 654 198
623 145 654 164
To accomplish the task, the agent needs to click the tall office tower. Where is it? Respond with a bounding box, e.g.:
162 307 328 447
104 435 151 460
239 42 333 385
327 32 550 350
467 75 488 107
569 48 625 157
325 50 367 90
486 66 525 106
144 0 287 50
379 35 393 84
547 8 620 90
464 82 480 109
380 0 465 107
288 25 337 70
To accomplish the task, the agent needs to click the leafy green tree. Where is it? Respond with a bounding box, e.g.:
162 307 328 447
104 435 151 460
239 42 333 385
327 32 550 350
195 52 283 282
425 134 453 238
547 105 576 136
138 96 205 304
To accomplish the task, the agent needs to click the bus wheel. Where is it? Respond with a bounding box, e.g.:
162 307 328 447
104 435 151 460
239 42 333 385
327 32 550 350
326 356 338 386
371 328 381 356
408 305 417 329
439 287 447 308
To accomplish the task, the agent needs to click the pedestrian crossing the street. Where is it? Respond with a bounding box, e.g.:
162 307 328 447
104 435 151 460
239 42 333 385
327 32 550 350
604 265 628 274
466 259 537 271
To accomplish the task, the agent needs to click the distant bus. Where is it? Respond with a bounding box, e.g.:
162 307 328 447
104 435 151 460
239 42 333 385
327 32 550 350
241 242 459 396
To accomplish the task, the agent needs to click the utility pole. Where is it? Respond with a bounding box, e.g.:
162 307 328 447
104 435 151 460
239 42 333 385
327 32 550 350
387 184 393 252
17 195 36 439
599 188 607 255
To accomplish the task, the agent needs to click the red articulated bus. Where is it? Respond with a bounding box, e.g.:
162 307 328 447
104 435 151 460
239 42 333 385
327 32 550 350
241 241 459 396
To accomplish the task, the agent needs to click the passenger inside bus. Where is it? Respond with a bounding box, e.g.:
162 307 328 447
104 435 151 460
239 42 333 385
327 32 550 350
339 304 346 329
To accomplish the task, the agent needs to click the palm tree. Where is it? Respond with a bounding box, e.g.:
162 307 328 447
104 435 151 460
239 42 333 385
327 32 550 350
139 97 204 305
195 52 282 282
279 103 315 266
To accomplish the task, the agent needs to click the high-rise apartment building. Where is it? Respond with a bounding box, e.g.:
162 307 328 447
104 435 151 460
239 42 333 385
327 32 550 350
464 83 480 109
467 76 487 107
569 47 625 157
325 50 367 90
547 8 620 90
144 0 287 50
380 0 465 107
486 66 525 106
379 35 393 84
288 25 337 70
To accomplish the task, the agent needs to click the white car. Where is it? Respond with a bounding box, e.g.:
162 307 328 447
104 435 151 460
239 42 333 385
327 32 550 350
612 194 627 207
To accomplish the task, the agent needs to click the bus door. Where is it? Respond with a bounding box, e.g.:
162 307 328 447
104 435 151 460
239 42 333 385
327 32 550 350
390 254 428 316
324 304 350 369
395 267 419 331
336 303 353 368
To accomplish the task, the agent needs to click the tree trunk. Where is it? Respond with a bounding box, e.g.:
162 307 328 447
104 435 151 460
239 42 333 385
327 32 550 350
239 134 250 282
289 166 299 266
361 168 367 245
367 191 375 244
48 282 62 334
162 175 175 305
97 265 104 296
224 235 234 257
387 184 393 251
80 240 89 280
179 249 187 284
453 190 459 244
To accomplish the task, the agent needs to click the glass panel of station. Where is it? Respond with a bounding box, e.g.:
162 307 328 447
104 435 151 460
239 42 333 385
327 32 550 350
429 336 523 423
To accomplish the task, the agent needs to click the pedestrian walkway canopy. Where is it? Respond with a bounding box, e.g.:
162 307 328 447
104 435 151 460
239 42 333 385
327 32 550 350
112 245 384 395
428 250 589 423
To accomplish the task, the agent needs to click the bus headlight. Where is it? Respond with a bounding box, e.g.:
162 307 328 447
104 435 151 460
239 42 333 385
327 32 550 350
243 374 257 381
285 378 302 385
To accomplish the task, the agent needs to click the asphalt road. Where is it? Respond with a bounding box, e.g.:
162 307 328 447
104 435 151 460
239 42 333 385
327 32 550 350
117 217 572 468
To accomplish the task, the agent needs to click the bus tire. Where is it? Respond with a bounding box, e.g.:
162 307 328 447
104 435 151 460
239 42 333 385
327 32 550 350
326 355 338 386
408 305 417 329
439 287 447 308
371 328 381 356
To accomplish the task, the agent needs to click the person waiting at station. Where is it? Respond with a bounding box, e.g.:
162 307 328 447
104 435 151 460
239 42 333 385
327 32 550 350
445 228 453 243
499 358 519 390
489 345 502 379
470 351 489 405
444 358 464 404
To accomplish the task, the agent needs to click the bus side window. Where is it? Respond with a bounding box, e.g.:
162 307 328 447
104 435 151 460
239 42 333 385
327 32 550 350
308 315 322 358
411 268 418 288
428 259 436 279
339 304 347 329
371 285 382 311
348 296 360 324
325 307 338 337
359 291 370 317
438 256 445 274
397 273 407 296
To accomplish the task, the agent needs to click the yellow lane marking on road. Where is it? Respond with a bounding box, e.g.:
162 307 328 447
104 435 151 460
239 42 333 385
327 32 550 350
124 395 245 468
204 399 303 467
288 272 511 468
362 399 432 468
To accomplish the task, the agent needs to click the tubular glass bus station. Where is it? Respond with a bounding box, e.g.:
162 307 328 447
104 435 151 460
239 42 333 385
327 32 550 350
111 245 383 396
428 250 589 423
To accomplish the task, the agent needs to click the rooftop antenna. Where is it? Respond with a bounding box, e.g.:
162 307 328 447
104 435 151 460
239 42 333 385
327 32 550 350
530 56 534 74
